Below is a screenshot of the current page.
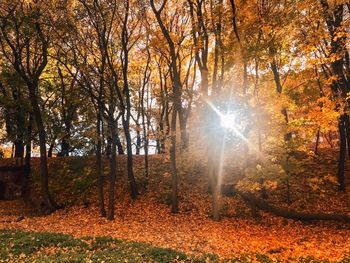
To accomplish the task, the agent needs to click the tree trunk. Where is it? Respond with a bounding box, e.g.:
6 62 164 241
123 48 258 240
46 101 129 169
116 132 124 155
122 116 138 199
107 120 118 220
314 128 321 155
200 69 209 97
345 116 350 159
14 140 24 158
159 117 165 154
179 109 189 150
170 108 178 213
136 127 141 155
142 95 149 178
13 87 25 158
28 83 59 212
22 114 32 200
121 0 138 200
270 58 292 141
58 117 71 157
97 111 106 217
10 144 14 158
237 190 350 223
60 138 69 157
337 115 346 191
150 0 182 213
209 156 220 221
48 143 54 158
271 58 282 94
243 61 248 94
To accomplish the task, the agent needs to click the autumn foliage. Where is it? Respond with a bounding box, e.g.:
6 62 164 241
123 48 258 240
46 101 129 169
0 0 349 261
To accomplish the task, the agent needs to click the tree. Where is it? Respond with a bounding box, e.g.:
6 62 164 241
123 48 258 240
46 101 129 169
0 0 65 211
319 1 349 191
150 0 185 213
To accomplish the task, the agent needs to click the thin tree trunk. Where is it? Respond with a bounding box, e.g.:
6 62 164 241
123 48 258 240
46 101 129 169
271 58 282 93
136 126 141 155
143 130 149 178
48 142 54 158
212 32 219 92
116 132 124 155
107 120 118 220
11 144 14 158
150 0 182 213
208 144 220 221
212 163 220 221
121 2 138 199
337 115 346 191
179 110 189 150
122 117 138 200
345 116 350 159
60 130 70 156
323 131 334 148
22 114 32 200
170 108 178 213
141 93 149 178
13 87 25 158
314 128 321 155
243 61 248 94
96 111 106 217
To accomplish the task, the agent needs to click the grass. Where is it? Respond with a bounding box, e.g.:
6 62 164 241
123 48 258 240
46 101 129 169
1 230 348 263
0 229 213 262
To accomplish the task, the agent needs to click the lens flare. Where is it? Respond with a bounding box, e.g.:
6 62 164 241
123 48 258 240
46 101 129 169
220 114 236 129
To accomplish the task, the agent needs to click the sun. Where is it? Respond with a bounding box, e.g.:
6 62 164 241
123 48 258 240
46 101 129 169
220 114 236 129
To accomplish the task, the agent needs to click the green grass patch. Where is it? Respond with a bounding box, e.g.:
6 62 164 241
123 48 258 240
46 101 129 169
0 229 193 262
1 229 346 262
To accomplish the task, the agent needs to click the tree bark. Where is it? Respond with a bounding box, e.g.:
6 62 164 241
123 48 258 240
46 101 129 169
121 1 138 199
122 116 138 199
13 86 25 158
237 190 350 223
14 140 24 159
170 108 178 213
319 1 348 190
188 0 209 96
60 124 70 157
337 115 346 191
344 116 350 159
22 114 32 200
150 0 182 213
107 120 118 220
97 111 106 217
48 143 54 158
28 83 59 212
210 159 220 221
136 126 141 155
116 132 124 155
314 128 321 155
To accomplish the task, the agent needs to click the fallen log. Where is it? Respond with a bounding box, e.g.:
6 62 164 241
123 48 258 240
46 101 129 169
231 186 350 223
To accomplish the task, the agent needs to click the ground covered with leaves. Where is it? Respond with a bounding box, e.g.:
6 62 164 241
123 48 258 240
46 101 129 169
0 151 349 262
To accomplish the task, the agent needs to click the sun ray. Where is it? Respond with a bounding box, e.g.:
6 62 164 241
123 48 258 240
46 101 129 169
204 97 267 162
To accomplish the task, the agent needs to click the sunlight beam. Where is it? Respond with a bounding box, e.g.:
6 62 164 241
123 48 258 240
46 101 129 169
220 114 236 130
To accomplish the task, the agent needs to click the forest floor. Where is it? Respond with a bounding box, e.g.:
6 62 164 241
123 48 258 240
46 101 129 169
0 149 349 262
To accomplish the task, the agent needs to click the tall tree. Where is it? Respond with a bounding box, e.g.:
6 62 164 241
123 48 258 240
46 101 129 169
319 1 349 191
0 0 63 211
150 0 185 213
